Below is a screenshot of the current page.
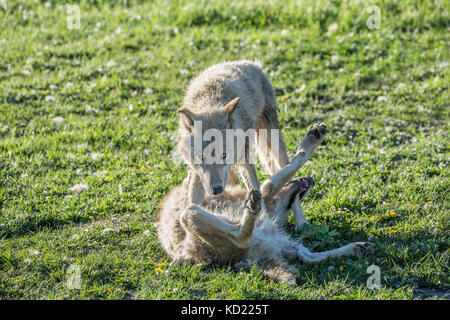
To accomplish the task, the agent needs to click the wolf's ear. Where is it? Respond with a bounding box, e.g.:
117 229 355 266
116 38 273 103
177 107 197 131
223 97 240 122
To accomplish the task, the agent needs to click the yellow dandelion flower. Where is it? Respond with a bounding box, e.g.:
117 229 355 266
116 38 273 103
385 211 396 217
389 229 398 234
154 267 163 274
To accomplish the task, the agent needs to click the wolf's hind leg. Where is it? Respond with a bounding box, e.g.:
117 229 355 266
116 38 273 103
187 171 205 205
261 123 327 202
180 190 262 249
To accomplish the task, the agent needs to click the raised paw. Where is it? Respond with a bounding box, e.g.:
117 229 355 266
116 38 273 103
354 242 377 257
246 189 262 215
307 122 327 140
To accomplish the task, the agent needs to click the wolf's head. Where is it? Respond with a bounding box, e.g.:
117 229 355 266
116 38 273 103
177 97 240 195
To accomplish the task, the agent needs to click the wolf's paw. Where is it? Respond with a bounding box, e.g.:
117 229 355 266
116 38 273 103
307 122 327 141
246 189 262 215
354 242 377 257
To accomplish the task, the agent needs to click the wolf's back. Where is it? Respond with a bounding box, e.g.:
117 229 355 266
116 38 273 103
156 184 188 257
182 60 276 131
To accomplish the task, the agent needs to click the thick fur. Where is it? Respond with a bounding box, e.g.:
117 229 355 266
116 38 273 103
157 124 375 285
182 60 278 133
177 60 312 228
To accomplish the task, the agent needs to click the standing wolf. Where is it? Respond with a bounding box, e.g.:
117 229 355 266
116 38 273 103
177 60 309 229
158 123 376 284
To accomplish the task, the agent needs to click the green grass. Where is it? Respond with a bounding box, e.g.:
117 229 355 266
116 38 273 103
0 0 449 300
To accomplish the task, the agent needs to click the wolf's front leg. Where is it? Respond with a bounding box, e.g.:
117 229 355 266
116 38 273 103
261 123 327 202
291 198 308 231
187 171 205 205
235 138 261 192
236 163 260 192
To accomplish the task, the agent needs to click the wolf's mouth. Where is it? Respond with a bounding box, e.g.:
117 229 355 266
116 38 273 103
297 177 314 200
287 177 314 207
298 177 314 196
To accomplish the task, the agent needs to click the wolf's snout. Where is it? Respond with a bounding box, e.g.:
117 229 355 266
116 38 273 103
212 185 224 195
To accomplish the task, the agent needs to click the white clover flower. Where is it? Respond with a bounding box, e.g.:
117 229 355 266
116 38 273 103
328 23 339 33
45 95 56 102
397 83 406 90
52 116 64 124
91 153 102 161
377 96 388 102
85 105 99 115
69 183 89 194
102 228 118 235
105 60 116 68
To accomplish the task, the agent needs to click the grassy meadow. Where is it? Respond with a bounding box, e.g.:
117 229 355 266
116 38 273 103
0 0 449 299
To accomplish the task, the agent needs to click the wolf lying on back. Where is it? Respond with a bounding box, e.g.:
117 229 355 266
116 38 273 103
157 123 375 284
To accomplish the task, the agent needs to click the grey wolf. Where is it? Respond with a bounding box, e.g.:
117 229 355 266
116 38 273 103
157 123 375 284
177 60 310 229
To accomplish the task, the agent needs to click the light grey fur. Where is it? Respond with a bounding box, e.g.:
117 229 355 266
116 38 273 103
177 60 312 228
